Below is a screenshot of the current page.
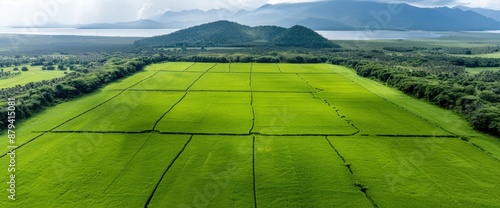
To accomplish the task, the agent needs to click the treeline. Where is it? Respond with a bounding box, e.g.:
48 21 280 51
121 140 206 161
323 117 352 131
330 57 500 136
153 53 329 64
0 71 21 79
0 54 169 130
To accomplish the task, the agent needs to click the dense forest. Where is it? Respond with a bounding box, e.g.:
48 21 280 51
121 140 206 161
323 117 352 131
134 21 337 48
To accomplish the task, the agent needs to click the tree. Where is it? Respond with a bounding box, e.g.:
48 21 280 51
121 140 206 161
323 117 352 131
21 66 28 71
13 67 19 71
58 64 66 70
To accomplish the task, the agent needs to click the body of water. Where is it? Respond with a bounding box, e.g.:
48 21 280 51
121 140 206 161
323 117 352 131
317 30 443 40
0 27 446 40
0 28 179 38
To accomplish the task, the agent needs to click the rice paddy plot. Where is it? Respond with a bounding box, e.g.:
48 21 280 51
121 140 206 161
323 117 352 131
155 92 253 134
0 66 66 89
0 90 120 153
103 70 159 90
318 92 451 135
278 64 337 73
185 63 217 72
230 63 252 73
298 73 367 91
252 93 357 135
190 73 250 91
55 91 185 132
0 133 191 208
209 63 231 73
144 62 194 71
306 72 451 135
251 73 314 92
130 72 202 91
255 136 372 207
147 136 254 208
251 63 281 73
329 137 500 208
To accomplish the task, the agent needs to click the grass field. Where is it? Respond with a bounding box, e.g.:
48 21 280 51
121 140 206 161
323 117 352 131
466 67 500 74
0 66 66 89
1 62 498 207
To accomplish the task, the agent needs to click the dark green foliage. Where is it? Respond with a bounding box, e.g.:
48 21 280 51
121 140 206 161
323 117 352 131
135 21 337 48
273 25 335 48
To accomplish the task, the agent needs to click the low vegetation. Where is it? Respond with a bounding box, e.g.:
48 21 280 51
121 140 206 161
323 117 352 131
1 63 498 208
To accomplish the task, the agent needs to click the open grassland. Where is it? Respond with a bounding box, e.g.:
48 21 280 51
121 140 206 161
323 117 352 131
0 66 66 89
1 62 499 208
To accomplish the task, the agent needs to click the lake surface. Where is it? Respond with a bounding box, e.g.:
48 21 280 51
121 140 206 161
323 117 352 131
317 30 443 40
0 28 179 38
0 27 444 40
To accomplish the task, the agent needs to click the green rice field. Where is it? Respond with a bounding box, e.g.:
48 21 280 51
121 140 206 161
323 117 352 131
1 62 498 207
0 66 66 89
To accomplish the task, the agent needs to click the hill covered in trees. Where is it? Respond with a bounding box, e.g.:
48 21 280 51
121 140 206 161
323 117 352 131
134 21 337 48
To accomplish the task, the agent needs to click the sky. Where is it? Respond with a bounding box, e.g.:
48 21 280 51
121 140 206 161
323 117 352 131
0 0 499 26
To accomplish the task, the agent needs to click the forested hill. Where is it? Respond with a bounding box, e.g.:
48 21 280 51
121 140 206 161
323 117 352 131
134 21 337 48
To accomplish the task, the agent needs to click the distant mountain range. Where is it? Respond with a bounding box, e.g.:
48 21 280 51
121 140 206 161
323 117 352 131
455 6 500 22
69 0 500 31
134 21 336 48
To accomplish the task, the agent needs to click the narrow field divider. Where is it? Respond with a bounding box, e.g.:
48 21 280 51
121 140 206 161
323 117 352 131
152 64 217 130
325 137 379 208
1 70 162 158
249 63 256 134
143 135 194 207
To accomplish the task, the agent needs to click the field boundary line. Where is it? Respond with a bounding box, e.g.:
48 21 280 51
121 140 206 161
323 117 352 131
49 70 161 132
182 62 197 72
143 135 194 207
463 138 500 161
249 63 256 134
152 64 216 130
296 73 323 92
325 137 379 208
0 70 162 157
154 70 337 74
34 130 360 137
276 63 282 73
252 136 258 208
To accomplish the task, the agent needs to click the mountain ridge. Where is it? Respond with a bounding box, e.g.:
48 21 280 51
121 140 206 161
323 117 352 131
75 1 500 31
134 20 337 48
